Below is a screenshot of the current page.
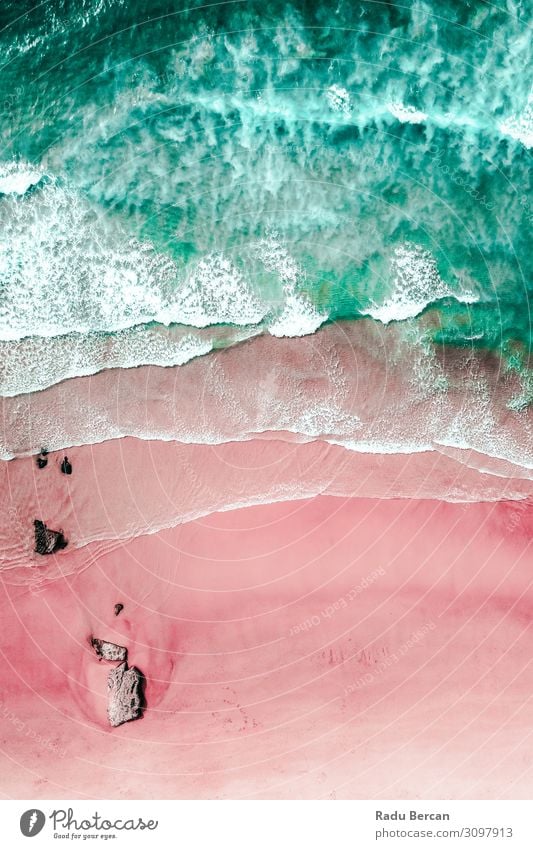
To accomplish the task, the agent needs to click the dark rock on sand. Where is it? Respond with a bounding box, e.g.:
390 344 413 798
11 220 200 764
60 456 72 475
107 662 145 727
34 520 68 555
91 637 127 662
114 603 124 617
37 448 48 469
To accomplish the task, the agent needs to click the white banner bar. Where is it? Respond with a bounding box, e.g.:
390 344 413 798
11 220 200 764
2 800 533 848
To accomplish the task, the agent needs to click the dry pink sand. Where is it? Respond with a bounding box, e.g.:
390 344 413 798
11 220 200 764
1 490 533 799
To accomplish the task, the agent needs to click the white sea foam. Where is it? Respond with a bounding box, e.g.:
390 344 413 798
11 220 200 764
0 180 268 341
326 85 352 115
0 326 233 396
363 244 477 324
498 92 533 148
0 178 333 344
171 253 266 327
0 161 43 195
288 404 360 440
387 102 428 125
253 232 327 337
329 438 430 454
268 290 327 337
254 231 300 286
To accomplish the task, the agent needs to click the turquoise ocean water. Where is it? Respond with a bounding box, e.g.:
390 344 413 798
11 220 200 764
0 0 531 400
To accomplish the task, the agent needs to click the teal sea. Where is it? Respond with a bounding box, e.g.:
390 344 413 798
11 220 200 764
0 0 531 410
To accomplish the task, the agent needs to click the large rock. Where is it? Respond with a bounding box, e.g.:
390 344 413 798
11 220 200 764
107 662 144 727
91 637 127 662
34 520 68 555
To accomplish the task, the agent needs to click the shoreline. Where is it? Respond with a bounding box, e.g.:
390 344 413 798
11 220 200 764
1 321 531 468
1 436 532 582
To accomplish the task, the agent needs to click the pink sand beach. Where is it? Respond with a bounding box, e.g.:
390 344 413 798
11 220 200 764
1 455 532 799
1 327 532 799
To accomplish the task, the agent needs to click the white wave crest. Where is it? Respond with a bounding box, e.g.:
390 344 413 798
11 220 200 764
0 161 43 195
363 244 477 324
172 253 266 327
387 102 428 125
268 290 327 338
498 91 533 148
326 85 352 115
253 233 327 337
0 180 267 341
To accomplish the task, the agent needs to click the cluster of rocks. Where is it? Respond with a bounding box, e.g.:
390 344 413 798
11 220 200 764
32 446 144 726
91 634 144 727
32 447 143 727
36 448 72 475
34 450 73 557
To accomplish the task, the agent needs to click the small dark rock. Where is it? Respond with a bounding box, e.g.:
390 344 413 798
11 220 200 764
60 456 72 475
114 603 124 617
34 520 68 555
91 637 127 662
107 662 145 727
36 448 48 469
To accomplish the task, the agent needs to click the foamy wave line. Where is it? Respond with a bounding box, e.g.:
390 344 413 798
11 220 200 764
1 175 263 341
0 161 43 195
362 244 477 324
1 320 531 476
0 178 330 343
0 324 260 397
2 416 532 478
0 174 483 346
364 291 476 324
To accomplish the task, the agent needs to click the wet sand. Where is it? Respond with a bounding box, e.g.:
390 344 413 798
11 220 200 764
1 435 532 581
